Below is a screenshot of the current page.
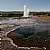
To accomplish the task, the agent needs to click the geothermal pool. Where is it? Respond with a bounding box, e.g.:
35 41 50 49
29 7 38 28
7 22 50 47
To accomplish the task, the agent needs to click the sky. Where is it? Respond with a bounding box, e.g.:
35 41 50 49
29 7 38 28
0 0 50 11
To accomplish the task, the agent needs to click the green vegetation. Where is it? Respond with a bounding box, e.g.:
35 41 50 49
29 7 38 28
0 17 8 20
30 12 48 15
0 11 50 17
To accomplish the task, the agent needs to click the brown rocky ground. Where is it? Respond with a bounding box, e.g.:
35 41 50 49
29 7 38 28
1 16 50 50
1 40 17 50
34 16 50 22
1 40 44 50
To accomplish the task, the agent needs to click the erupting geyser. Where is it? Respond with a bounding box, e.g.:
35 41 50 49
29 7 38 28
23 5 29 17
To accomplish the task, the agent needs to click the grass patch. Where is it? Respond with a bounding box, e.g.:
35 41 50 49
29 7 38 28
0 17 10 20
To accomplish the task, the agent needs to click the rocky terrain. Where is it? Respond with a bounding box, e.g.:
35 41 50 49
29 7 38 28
0 18 50 50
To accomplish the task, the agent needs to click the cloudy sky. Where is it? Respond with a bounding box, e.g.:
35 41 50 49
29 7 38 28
0 0 50 11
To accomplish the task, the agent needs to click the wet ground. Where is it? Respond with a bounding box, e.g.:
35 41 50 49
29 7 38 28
0 18 50 50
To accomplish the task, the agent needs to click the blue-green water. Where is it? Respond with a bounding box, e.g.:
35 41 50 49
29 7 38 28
7 23 50 48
